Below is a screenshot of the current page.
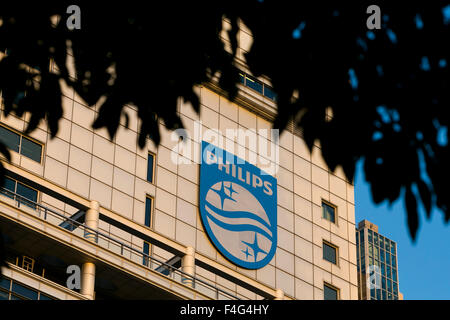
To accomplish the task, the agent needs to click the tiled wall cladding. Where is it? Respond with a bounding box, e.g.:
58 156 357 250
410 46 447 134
0 19 357 299
0 81 357 299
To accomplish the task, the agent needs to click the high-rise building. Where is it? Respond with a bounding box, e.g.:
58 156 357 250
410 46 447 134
0 19 358 300
356 220 400 300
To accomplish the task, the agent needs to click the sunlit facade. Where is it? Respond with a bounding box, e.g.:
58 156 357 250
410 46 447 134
356 220 401 300
0 19 357 300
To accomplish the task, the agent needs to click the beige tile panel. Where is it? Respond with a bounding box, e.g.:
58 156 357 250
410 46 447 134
67 167 90 198
275 248 295 274
44 157 68 187
295 278 314 300
154 210 176 239
46 137 70 163
294 195 312 220
275 269 295 297
294 236 313 263
69 145 92 174
91 156 113 185
295 257 314 285
70 123 93 152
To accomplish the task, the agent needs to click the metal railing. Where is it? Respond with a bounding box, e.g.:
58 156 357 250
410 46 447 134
0 187 240 300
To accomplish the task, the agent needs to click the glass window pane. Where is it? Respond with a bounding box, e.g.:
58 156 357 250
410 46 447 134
245 76 263 94
360 230 364 243
382 290 387 300
392 268 397 281
20 137 42 162
379 236 384 248
16 182 38 209
386 253 391 265
324 284 338 300
368 230 373 242
39 294 54 300
11 282 38 300
0 278 11 290
387 279 392 293
376 289 381 300
239 73 245 84
374 233 379 246
393 282 398 295
374 246 379 260
147 153 155 183
0 126 20 152
1 177 16 199
322 202 335 223
0 290 9 300
391 243 396 255
142 241 150 266
263 86 277 101
144 197 153 227
323 243 337 264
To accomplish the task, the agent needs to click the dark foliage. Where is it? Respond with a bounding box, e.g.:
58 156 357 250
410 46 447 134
0 0 448 260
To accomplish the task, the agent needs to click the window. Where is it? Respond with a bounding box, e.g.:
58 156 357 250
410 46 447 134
144 196 153 228
11 282 38 300
1 176 38 209
238 72 277 101
324 283 339 300
323 241 338 265
142 241 150 266
0 125 20 152
0 277 55 300
245 76 263 94
390 242 396 255
322 201 336 223
21 256 35 272
263 86 277 100
0 124 43 162
147 153 155 183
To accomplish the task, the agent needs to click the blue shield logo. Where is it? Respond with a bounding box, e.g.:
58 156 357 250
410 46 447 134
199 141 277 269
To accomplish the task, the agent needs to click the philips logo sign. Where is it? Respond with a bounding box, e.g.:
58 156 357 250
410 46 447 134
199 141 277 269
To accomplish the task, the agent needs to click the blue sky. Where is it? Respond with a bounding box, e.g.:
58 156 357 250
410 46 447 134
354 160 450 300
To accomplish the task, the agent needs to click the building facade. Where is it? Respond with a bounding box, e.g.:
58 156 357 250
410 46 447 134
356 220 401 300
0 19 358 300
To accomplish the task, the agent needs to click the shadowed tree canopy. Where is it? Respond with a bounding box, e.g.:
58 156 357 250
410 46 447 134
0 0 448 247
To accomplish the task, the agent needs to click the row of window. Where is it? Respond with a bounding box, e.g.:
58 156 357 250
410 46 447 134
0 124 43 163
1 122 347 299
371 288 399 300
0 277 55 300
239 72 277 101
368 244 397 267
1 122 158 186
1 176 38 209
363 228 397 255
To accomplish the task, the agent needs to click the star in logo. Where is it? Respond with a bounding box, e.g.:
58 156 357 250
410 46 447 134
225 183 239 198
241 247 253 260
242 233 267 262
212 182 237 209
